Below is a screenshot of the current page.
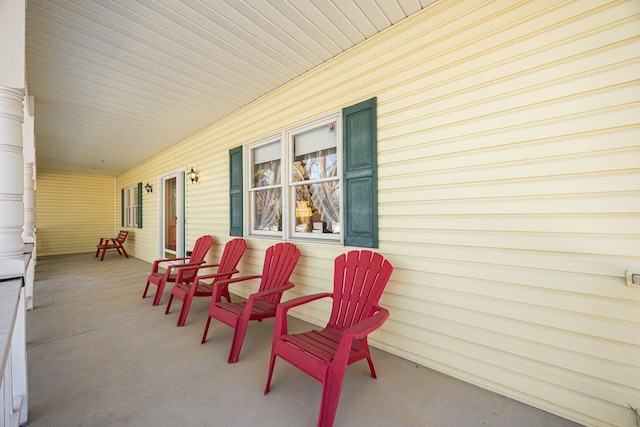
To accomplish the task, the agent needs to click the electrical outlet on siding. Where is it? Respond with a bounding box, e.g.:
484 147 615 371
625 270 640 287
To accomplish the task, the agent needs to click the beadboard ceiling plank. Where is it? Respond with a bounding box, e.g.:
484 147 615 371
25 0 435 175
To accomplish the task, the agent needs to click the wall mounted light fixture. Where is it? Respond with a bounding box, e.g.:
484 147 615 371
188 167 199 183
144 182 153 193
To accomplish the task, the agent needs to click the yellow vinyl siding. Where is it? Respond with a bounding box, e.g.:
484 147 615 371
115 161 161 262
108 1 639 426
36 169 115 256
370 1 640 426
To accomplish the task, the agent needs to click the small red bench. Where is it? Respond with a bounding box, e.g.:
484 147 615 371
95 230 129 261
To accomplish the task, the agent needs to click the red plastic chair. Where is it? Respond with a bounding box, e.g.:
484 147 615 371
142 235 213 306
165 238 246 326
201 242 300 363
265 250 393 427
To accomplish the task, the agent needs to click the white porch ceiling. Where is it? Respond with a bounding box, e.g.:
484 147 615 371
26 0 436 176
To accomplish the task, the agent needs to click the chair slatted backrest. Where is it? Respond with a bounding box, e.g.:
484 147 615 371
216 238 247 282
181 235 213 282
258 242 300 306
190 235 213 263
328 250 393 331
116 230 128 244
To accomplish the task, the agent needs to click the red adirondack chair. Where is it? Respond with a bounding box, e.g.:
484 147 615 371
165 238 246 326
142 235 213 306
201 242 300 363
264 250 393 427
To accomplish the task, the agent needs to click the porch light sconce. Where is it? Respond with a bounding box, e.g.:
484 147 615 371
188 167 199 183
144 182 153 193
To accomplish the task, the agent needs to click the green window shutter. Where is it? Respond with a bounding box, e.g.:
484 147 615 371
137 182 143 228
229 146 243 237
342 97 378 248
120 188 125 227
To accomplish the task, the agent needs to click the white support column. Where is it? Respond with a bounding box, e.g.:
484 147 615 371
22 163 34 244
22 162 34 311
0 1 29 425
0 86 28 427
0 87 25 262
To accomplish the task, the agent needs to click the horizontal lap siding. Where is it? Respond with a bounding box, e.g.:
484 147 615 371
117 122 256 266
374 1 640 426
36 169 115 256
115 1 639 426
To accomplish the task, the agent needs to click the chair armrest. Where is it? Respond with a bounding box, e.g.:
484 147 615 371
250 281 295 301
272 292 332 339
172 261 208 282
275 292 332 317
211 275 262 302
97 237 118 245
343 306 389 340
171 261 206 269
163 261 201 276
157 257 191 263
196 263 221 270
213 275 262 287
194 268 238 284
242 282 295 322
330 307 390 367
151 257 191 273
188 263 221 275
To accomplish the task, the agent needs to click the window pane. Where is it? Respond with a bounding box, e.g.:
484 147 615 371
294 122 337 156
292 147 337 182
253 188 282 231
253 159 281 188
293 182 340 234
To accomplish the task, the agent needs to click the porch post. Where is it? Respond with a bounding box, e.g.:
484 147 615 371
23 161 35 310
0 85 29 427
0 86 25 262
0 0 30 424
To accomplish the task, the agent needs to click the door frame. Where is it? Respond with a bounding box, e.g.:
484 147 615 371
157 170 185 259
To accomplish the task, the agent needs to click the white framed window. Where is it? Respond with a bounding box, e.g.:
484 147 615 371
245 112 342 243
248 137 282 236
123 185 139 228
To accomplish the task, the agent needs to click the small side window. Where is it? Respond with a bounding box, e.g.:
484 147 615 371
122 183 142 228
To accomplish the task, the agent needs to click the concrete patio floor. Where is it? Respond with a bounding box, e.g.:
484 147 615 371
25 253 584 427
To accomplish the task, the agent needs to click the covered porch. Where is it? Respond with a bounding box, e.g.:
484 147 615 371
26 254 581 427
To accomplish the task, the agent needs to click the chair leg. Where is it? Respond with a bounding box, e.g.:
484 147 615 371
177 295 192 327
264 354 277 394
318 368 347 427
228 317 249 363
201 317 212 344
142 281 151 298
152 282 166 306
366 355 377 379
360 339 377 378
165 295 174 314
95 239 104 257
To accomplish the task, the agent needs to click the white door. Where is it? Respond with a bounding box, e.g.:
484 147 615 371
158 171 185 259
